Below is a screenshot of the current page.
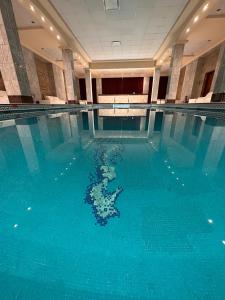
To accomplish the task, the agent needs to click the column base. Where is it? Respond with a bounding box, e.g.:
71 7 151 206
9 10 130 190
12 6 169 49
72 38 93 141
211 93 225 102
8 95 33 103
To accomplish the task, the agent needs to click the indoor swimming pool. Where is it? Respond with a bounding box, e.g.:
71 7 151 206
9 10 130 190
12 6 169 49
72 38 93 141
0 108 225 299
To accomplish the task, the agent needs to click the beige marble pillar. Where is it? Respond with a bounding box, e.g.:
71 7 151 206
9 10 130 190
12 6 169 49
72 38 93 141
151 67 161 102
0 0 32 103
22 47 41 102
62 49 76 102
143 77 150 94
74 77 80 101
96 78 102 96
211 41 225 102
166 43 185 102
180 60 198 102
52 64 67 101
85 68 93 103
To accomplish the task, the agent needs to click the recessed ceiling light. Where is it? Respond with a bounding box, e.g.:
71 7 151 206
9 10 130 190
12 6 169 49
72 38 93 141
186 27 190 33
50 26 54 31
203 3 209 12
194 15 199 23
112 41 121 46
103 0 119 11
30 4 35 12
57 35 61 40
41 16 45 22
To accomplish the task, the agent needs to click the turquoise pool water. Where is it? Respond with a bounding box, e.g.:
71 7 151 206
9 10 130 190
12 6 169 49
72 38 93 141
0 108 225 299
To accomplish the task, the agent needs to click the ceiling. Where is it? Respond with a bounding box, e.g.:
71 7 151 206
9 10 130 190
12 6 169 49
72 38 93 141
10 0 225 78
50 0 188 61
12 0 41 29
184 2 225 58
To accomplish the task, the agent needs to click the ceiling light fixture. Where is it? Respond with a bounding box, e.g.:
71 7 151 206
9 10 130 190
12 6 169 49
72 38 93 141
203 3 209 12
41 16 45 22
112 41 121 46
186 27 190 33
57 35 61 40
30 4 35 12
103 0 120 11
194 15 199 23
50 26 54 31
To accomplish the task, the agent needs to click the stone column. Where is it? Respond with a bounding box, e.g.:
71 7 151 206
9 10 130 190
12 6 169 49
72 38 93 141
166 43 185 102
62 48 76 102
74 77 80 101
211 41 225 102
151 67 160 102
52 64 67 101
143 77 150 94
180 60 198 102
22 47 41 102
96 78 102 97
85 68 93 103
0 0 32 103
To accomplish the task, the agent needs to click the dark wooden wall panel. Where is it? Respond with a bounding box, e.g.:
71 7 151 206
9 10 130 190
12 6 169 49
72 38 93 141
102 77 144 95
148 77 153 103
79 78 97 103
158 76 168 99
0 71 6 91
79 79 86 100
92 78 97 104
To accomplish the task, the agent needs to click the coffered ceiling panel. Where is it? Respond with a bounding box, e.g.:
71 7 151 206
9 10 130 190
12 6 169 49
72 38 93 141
50 0 188 60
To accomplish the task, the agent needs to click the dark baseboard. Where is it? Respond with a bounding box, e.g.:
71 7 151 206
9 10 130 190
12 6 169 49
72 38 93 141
211 93 225 102
8 95 33 103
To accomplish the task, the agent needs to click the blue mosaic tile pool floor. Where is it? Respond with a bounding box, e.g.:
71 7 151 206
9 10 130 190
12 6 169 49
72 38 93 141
0 109 225 299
